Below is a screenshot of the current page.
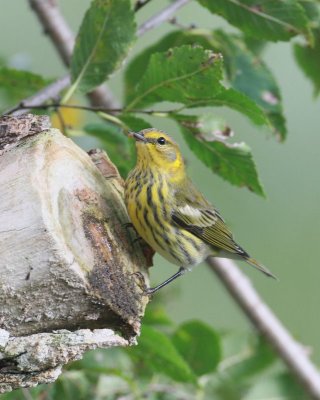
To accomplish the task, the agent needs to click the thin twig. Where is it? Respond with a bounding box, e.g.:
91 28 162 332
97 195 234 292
207 257 320 400
137 0 191 37
28 0 117 108
5 102 173 117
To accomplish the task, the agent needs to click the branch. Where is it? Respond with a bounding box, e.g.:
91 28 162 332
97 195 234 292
9 0 190 117
0 328 129 393
28 0 117 108
207 257 320 400
5 102 174 118
29 0 73 66
137 0 191 37
3 75 70 116
0 114 149 392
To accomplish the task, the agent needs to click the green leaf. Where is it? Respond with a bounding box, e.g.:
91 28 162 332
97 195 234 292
0 67 50 112
172 320 221 376
124 31 214 102
71 0 136 93
125 45 225 110
0 386 48 400
189 88 269 127
294 29 320 97
84 121 135 177
298 1 320 28
197 0 311 42
128 325 196 383
119 114 152 132
143 305 173 326
243 373 306 399
211 30 286 139
51 371 91 400
242 35 267 55
174 114 265 196
125 33 275 131
220 334 276 382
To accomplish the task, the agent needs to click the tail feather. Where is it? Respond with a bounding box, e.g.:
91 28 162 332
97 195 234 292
245 257 278 280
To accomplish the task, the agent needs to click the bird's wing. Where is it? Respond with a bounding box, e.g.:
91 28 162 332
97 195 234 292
172 180 277 279
172 181 247 257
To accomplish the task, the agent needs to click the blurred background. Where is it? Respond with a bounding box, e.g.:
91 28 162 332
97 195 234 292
1 0 320 366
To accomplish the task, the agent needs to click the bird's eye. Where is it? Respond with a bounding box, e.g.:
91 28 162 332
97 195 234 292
157 137 166 145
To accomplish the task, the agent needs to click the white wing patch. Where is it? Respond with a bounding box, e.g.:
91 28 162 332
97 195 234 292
179 204 202 218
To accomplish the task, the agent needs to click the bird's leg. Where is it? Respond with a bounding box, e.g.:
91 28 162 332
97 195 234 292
146 266 187 295
132 271 148 292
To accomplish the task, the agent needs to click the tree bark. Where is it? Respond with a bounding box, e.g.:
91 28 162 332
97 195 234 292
0 114 150 392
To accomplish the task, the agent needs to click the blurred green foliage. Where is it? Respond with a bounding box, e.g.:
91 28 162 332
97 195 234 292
3 306 305 399
1 0 320 398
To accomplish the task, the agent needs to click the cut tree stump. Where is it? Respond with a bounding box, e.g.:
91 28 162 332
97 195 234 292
0 114 150 393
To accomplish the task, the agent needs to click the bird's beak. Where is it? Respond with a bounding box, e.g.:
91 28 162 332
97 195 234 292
129 131 147 142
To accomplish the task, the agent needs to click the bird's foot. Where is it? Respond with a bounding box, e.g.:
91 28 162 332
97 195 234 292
144 267 187 296
132 271 148 293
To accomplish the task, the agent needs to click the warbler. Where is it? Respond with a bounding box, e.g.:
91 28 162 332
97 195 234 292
124 129 276 294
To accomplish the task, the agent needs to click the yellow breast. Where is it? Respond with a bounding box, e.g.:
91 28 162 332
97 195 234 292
125 169 208 267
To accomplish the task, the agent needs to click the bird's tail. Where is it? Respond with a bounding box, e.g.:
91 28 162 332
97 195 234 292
245 257 278 280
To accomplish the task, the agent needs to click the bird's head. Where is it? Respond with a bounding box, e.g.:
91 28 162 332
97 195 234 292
130 129 185 176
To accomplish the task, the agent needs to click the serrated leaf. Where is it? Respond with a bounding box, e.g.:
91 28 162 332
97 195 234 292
174 114 265 196
189 88 269 127
71 0 136 93
128 325 196 383
0 67 50 112
198 0 311 42
212 30 286 139
84 121 135 177
172 320 221 376
294 28 320 96
125 34 274 131
125 45 225 110
124 31 213 101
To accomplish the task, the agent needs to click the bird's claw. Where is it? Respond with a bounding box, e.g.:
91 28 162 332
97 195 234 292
132 271 148 293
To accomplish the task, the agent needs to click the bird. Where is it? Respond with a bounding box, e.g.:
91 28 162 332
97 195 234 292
124 128 276 294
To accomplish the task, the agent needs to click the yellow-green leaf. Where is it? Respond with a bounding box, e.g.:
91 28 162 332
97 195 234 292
198 0 312 42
